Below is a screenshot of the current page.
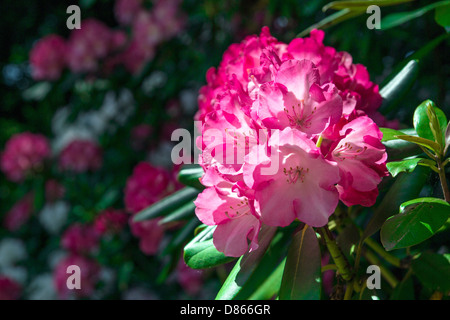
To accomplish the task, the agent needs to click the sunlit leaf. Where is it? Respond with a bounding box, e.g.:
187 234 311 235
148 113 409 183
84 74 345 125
413 100 447 148
380 197 450 250
323 0 413 12
435 3 450 27
395 135 441 154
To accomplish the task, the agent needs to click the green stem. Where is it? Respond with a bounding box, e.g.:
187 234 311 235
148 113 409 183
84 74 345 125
364 237 402 268
437 159 450 203
318 226 353 282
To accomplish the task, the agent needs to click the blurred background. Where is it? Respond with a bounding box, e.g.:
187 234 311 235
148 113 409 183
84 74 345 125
0 0 448 299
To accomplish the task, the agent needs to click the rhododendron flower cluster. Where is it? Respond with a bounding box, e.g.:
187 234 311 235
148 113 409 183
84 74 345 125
58 139 103 173
3 193 35 232
194 28 388 257
0 132 51 183
124 162 181 255
0 276 22 300
29 0 185 79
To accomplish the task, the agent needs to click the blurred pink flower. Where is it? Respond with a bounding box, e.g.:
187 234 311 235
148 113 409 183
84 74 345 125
0 276 22 300
114 0 143 26
29 34 67 81
3 192 35 231
53 253 100 299
130 124 153 151
124 162 173 214
129 218 165 255
61 223 99 254
177 257 204 296
94 208 128 235
58 139 103 173
66 19 115 73
1 132 51 183
45 179 66 203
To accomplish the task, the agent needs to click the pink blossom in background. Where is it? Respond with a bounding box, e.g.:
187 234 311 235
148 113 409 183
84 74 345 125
29 34 67 81
1 132 51 183
129 218 165 255
114 0 143 26
3 192 35 231
66 19 115 73
53 253 100 299
176 257 204 297
124 162 173 214
58 139 103 173
94 208 128 235
0 276 22 300
45 179 66 203
130 124 153 151
61 223 99 254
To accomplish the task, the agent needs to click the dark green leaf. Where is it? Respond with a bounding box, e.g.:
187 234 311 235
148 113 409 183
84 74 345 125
390 275 415 300
133 187 199 222
380 197 450 250
323 0 413 12
380 1 450 30
296 9 365 38
177 164 205 190
184 226 236 269
379 60 419 114
158 201 196 225
412 252 450 293
248 259 286 300
215 226 277 300
279 226 322 300
362 166 430 240
380 127 416 142
435 3 450 27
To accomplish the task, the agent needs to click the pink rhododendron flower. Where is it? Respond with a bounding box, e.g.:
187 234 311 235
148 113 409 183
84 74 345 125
58 139 103 173
1 132 51 183
29 34 67 81
0 276 21 300
94 208 128 235
54 253 100 299
194 178 261 257
129 218 165 255
244 127 340 227
61 223 99 254
3 192 35 231
323 115 388 207
193 27 389 257
124 162 174 214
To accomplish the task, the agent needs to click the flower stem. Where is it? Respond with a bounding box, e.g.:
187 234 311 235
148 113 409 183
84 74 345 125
318 226 353 282
437 159 450 202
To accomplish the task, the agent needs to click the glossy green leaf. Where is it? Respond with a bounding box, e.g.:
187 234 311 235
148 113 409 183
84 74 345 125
177 164 205 190
379 60 419 114
413 100 447 148
395 135 441 154
411 252 450 293
248 258 286 300
380 197 450 251
297 8 365 37
133 187 199 222
380 127 416 142
382 137 422 161
435 3 450 27
215 226 277 300
445 122 450 154
386 158 429 177
279 226 322 300
158 201 196 225
234 225 296 299
184 226 236 269
362 166 430 240
380 1 450 30
323 0 413 12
